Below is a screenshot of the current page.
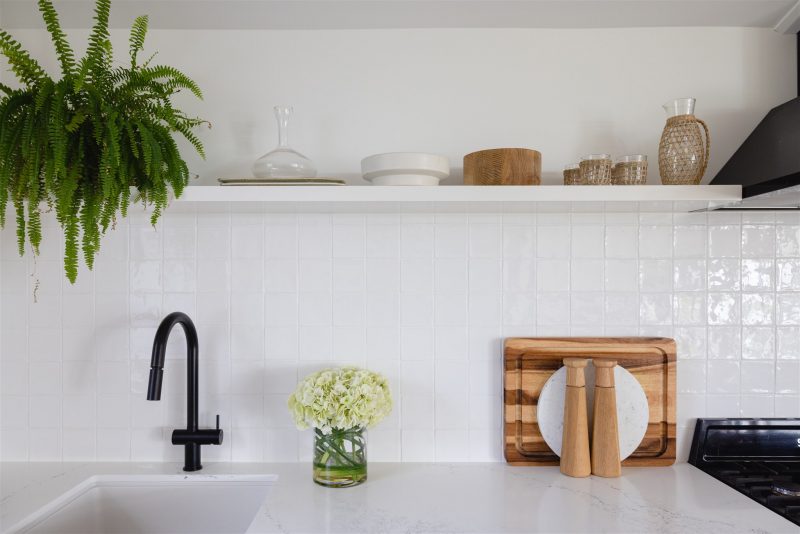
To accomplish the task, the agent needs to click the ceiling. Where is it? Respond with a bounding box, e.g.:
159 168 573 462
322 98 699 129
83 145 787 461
1 0 799 32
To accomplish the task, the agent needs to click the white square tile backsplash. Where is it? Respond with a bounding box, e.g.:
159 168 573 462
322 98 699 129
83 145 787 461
2 209 800 464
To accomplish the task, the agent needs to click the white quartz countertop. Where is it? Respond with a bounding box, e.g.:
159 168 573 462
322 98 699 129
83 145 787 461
1 462 796 533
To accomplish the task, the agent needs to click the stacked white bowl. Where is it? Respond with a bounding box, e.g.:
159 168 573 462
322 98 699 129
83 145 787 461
361 152 450 186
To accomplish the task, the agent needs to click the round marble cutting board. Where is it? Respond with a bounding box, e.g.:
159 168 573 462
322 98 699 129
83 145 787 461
537 363 649 460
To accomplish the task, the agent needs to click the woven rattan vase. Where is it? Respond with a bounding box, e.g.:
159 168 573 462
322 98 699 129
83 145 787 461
658 99 710 185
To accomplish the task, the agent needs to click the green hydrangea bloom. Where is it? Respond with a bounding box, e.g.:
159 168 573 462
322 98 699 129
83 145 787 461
287 367 392 433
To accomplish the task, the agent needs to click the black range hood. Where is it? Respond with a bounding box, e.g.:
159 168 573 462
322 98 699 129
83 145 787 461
709 32 800 210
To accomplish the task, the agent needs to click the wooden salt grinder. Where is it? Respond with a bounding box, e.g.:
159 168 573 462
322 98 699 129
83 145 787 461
560 358 591 478
592 360 622 478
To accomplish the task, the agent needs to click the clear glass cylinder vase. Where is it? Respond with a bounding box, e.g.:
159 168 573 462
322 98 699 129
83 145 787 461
313 427 367 488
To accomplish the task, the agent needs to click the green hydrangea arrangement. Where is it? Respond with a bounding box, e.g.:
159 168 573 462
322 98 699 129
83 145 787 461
288 367 392 434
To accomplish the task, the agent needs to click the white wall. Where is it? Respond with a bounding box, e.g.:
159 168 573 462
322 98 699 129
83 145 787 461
0 27 799 464
3 27 796 183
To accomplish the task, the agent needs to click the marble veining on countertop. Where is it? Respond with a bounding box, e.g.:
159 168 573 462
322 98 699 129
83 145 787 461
1 462 796 533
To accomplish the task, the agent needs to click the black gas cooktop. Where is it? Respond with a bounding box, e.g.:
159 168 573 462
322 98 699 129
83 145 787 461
689 418 800 526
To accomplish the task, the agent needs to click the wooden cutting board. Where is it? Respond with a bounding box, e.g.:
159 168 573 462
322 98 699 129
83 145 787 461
504 337 676 467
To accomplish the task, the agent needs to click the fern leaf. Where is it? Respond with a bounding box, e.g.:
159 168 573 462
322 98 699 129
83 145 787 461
79 188 98 270
48 86 68 179
85 0 112 80
131 65 203 99
172 120 205 159
136 121 154 175
123 121 140 160
14 200 26 256
0 30 47 86
27 176 42 255
63 206 79 283
129 15 148 67
37 0 76 76
65 109 87 132
34 78 53 112
104 109 121 167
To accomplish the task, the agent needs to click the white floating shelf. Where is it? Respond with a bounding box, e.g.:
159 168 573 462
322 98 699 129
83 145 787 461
171 185 742 212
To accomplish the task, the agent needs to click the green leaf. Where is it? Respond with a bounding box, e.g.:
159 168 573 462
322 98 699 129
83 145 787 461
129 15 149 67
65 110 87 133
85 0 112 81
37 0 76 77
0 0 206 284
0 30 47 86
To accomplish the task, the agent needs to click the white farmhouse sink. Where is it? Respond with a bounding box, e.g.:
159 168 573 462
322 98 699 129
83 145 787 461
7 474 277 534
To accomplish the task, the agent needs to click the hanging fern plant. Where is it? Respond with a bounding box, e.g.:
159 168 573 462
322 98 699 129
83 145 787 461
0 0 206 283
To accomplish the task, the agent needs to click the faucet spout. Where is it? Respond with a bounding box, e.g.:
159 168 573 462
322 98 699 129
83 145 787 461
146 312 221 471
146 367 164 401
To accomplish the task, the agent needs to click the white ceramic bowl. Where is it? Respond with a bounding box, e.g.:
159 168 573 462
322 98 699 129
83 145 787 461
361 152 449 186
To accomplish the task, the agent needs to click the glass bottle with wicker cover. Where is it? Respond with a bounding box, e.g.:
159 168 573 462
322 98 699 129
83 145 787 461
658 98 711 185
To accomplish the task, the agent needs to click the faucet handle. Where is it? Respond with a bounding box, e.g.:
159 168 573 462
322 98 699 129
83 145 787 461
214 414 223 445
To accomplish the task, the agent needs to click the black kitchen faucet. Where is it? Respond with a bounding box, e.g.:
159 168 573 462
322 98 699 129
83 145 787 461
146 312 223 471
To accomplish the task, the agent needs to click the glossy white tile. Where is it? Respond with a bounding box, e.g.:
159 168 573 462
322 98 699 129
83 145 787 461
605 225 637 258
502 225 535 258
639 226 673 258
777 327 800 359
6 206 799 463
776 226 800 257
708 293 740 325
674 259 706 291
741 225 775 258
707 361 740 394
742 327 776 360
708 226 741 258
674 226 706 258
605 259 638 292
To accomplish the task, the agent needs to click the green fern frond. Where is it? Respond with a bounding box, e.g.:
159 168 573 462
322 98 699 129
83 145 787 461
129 15 148 67
136 121 154 175
140 51 158 68
63 210 79 283
34 79 53 112
14 201 26 255
65 109 87 133
172 120 205 159
85 0 112 79
0 30 47 86
131 65 203 99
27 173 42 255
37 0 76 76
79 189 97 269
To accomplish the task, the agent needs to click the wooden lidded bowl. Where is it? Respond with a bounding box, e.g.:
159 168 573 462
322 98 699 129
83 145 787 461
463 148 542 185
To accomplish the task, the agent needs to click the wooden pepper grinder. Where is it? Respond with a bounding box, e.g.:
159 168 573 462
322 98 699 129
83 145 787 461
560 358 591 478
592 360 622 477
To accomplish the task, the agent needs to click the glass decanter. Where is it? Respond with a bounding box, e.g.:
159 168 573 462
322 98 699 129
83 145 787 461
252 106 317 179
